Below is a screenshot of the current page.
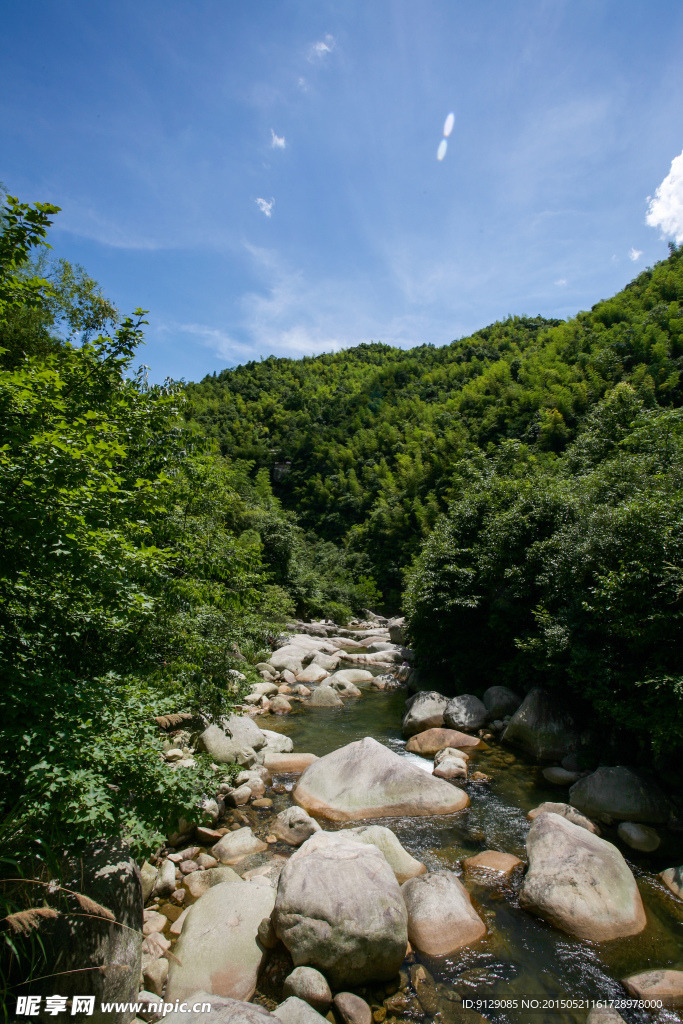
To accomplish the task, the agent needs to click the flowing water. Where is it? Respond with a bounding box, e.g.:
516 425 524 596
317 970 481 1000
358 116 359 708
258 686 683 1024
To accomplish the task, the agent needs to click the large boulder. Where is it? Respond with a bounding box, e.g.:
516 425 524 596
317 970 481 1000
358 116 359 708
388 618 405 645
443 695 487 732
405 727 484 756
273 831 408 988
165 880 276 1002
327 669 373 685
272 806 322 846
401 691 449 737
622 970 683 1008
401 872 486 955
502 688 580 760
483 686 522 719
212 828 268 865
328 678 362 697
518 812 646 940
160 991 275 1022
183 865 242 902
262 729 294 753
309 686 343 708
297 664 330 684
526 801 600 834
197 725 257 766
293 736 469 821
340 824 426 883
265 752 318 773
222 715 268 751
32 839 143 1024
569 767 670 824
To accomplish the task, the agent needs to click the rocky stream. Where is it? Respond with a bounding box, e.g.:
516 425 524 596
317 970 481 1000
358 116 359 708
72 617 683 1024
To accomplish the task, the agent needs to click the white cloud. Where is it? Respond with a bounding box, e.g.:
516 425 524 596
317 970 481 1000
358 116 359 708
555 278 567 286
628 247 642 261
646 150 683 243
255 197 274 218
270 129 286 149
309 34 335 61
297 76 308 91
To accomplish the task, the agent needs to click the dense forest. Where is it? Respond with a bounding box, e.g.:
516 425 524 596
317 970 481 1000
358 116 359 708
3 190 683 871
188 243 683 770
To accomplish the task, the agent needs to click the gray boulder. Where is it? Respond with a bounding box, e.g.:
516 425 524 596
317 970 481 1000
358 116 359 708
401 871 486 955
160 991 275 1023
483 685 522 719
388 618 405 645
401 691 449 737
570 766 670 824
340 824 426 883
33 839 143 1024
273 998 328 1024
527 801 600 834
327 669 373 685
443 694 487 732
328 678 362 697
272 806 322 846
519 812 646 940
273 830 408 988
261 729 294 753
283 967 332 1012
212 828 268 865
293 736 469 820
502 688 580 760
617 821 661 852
165 880 276 1002
222 715 267 751
197 725 257 766
309 686 343 707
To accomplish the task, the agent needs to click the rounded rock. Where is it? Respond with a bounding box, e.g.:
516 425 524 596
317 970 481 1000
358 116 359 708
283 967 332 1013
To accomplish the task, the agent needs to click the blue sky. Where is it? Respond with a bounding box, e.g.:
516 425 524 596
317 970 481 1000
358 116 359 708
3 1 683 382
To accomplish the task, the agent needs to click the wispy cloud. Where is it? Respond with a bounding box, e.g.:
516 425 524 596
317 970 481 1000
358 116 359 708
270 129 286 149
628 247 642 261
555 278 567 286
255 197 274 218
647 150 683 243
309 34 335 61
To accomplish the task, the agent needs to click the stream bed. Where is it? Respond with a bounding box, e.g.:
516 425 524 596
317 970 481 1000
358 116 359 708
257 686 683 1024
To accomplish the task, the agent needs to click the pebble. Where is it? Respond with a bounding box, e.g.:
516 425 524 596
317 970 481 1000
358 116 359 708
170 889 185 904
252 797 273 808
266 835 278 844
618 821 661 852
179 860 198 874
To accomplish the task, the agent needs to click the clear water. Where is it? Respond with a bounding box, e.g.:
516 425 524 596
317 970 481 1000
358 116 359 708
259 688 683 1024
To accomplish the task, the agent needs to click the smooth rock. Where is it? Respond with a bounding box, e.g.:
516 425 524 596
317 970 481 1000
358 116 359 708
309 652 341 672
333 993 372 1024
617 821 661 852
405 727 483 756
327 670 374 685
264 752 318 773
222 715 268 751
308 686 343 708
212 828 268 865
328 679 362 697
433 756 468 780
434 745 470 763
388 618 405 645
542 767 581 785
183 865 242 902
273 830 408 988
261 729 294 754
570 766 670 824
587 1010 627 1024
273 997 327 1024
137 991 163 1022
224 785 252 807
296 664 330 684
622 969 683 1008
269 652 304 675
519 812 646 940
402 871 486 955
143 910 167 935
270 695 292 714
141 860 159 902
502 688 580 760
272 806 322 846
294 736 469 820
341 824 427 883
443 694 487 732
252 681 279 697
527 801 600 834
170 906 190 935
154 858 177 898
463 851 524 882
483 685 522 719
165 880 275 1003
660 865 683 899
401 691 449 737
144 956 169 997
283 967 332 1012
197 725 255 766
160 992 275 1023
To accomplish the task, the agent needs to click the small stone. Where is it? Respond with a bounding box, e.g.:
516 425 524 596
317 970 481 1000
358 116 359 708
252 797 273 808
271 695 293 714
141 931 170 956
143 957 168 997
470 771 491 782
659 865 683 899
195 826 223 844
179 860 198 874
165 749 185 762
170 889 185 905
334 992 373 1024
159 903 184 922
284 966 332 1012
142 910 167 936
622 969 683 1008
196 853 218 870
266 835 278 844
617 821 661 852
136 991 163 1023
463 851 524 882
225 784 253 807
230 822 242 830
212 826 268 864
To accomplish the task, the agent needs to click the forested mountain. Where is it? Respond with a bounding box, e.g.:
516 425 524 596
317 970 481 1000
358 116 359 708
187 246 683 607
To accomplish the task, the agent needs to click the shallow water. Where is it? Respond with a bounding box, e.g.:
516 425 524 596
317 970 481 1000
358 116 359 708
260 688 683 1024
